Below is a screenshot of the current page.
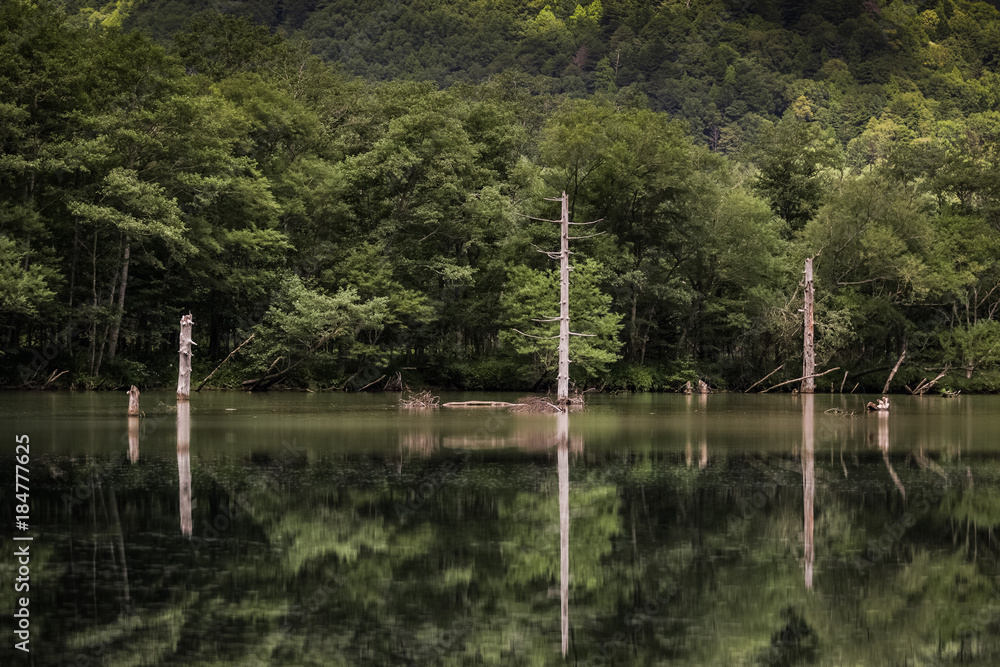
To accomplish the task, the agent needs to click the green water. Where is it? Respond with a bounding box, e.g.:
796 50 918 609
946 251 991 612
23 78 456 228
2 391 1000 665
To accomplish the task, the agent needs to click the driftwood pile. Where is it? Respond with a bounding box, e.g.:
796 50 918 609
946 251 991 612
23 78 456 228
399 390 440 410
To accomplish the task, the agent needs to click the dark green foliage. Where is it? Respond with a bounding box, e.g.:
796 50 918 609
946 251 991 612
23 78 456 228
4 0 1000 391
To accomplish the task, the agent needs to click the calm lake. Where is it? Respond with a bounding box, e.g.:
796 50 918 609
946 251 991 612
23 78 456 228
2 391 1000 666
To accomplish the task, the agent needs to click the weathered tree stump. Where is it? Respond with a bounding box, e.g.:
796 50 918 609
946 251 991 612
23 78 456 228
128 385 140 416
177 314 195 401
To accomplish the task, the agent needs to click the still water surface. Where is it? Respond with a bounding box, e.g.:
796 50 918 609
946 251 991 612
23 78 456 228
2 391 1000 665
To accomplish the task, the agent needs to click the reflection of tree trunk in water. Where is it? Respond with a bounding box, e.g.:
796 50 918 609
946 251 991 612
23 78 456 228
178 402 192 537
108 486 130 603
685 394 693 467
699 393 708 469
557 410 570 659
878 413 905 499
802 394 815 590
128 416 140 463
90 480 98 619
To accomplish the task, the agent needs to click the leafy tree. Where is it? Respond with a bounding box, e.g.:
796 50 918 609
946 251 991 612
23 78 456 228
501 258 623 387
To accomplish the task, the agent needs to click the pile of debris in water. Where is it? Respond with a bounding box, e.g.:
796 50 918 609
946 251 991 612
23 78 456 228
509 395 585 413
405 393 586 413
398 390 440 410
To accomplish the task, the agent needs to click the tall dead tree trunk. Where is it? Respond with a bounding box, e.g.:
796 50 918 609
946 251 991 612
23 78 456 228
558 193 570 404
802 258 815 393
177 314 194 401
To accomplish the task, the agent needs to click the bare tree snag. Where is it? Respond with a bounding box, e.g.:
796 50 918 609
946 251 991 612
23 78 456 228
522 192 602 405
883 343 906 394
196 333 254 392
558 192 570 404
802 258 815 393
127 385 140 416
177 314 195 401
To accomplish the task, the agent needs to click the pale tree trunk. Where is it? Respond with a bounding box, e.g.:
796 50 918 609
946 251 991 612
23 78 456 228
802 258 815 393
127 385 140 416
177 314 195 400
558 192 570 403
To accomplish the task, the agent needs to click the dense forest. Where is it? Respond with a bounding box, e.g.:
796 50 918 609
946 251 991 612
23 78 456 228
4 0 1000 392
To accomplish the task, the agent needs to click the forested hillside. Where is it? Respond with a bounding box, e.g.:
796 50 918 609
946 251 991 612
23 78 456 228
3 0 1000 392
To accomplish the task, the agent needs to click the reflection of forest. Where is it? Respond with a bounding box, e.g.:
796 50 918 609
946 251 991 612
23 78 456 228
36 410 1000 665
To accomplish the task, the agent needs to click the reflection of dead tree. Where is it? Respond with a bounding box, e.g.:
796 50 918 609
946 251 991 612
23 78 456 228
876 412 905 499
399 390 440 409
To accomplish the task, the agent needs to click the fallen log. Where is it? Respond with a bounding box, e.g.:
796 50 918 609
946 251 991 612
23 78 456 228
442 401 517 408
882 344 906 393
744 364 784 393
196 333 254 392
759 367 840 393
909 366 950 395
